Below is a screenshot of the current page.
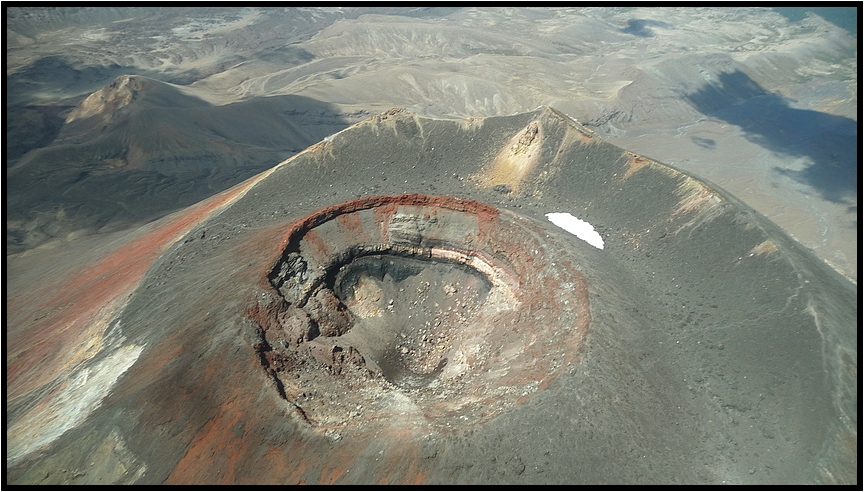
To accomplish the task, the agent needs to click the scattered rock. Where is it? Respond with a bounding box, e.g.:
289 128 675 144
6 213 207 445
493 184 512 194
307 289 352 337
278 308 317 345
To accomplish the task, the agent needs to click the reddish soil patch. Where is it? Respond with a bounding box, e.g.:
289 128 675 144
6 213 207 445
6 174 268 400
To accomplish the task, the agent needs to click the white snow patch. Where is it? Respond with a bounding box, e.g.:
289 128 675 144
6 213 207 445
546 212 604 250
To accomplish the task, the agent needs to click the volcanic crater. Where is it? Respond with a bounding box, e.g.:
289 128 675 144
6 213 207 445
247 194 590 432
6 104 856 485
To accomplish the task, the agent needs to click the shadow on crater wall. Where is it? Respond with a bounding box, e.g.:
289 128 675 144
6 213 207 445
685 70 858 204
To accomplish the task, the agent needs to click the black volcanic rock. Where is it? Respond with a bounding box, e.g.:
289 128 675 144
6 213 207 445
5 108 856 485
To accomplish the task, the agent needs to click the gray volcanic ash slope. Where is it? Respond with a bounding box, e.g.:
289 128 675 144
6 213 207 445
6 75 352 253
6 108 856 485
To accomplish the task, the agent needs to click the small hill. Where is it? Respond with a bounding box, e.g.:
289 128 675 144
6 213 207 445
6 75 354 252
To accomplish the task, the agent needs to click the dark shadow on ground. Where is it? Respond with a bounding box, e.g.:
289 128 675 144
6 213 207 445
6 55 148 105
6 104 72 164
773 7 858 36
691 136 716 149
399 7 464 18
5 90 354 253
684 70 858 204
622 19 672 37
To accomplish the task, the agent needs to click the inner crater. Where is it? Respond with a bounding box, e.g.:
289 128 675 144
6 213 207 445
331 254 492 389
247 194 590 433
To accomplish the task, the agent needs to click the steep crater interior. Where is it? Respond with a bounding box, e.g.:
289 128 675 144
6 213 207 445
332 254 492 389
248 194 590 433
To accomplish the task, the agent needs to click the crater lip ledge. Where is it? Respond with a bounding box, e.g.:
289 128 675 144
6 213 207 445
247 194 591 433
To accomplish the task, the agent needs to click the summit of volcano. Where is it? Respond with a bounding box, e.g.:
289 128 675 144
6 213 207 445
6 7 857 486
6 107 857 485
